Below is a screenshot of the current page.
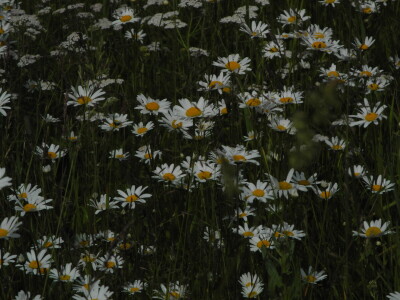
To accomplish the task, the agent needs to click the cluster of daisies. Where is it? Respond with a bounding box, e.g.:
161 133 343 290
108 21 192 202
0 0 399 298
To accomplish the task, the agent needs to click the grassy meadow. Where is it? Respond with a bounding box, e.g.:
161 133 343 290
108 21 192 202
1 0 400 299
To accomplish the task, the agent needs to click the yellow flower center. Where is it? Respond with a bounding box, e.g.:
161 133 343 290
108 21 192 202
360 44 369 50
47 152 57 159
287 16 296 23
246 98 261 107
298 180 310 186
251 32 258 36
225 61 240 71
79 240 89 247
60 275 71 281
209 81 223 88
220 107 228 115
256 240 271 248
279 97 293 103
238 212 247 218
170 292 180 298
115 154 125 159
77 96 92 104
320 191 331 199
29 261 41 269
354 172 360 177
222 87 231 93
69 136 77 141
186 107 202 117
172 120 183 128
314 32 325 39
279 181 292 190
331 145 343 150
276 125 287 131
83 284 90 290
105 261 115 268
144 153 152 159
130 287 140 293
326 0 336 3
23 203 37 212
360 71 372 77
43 241 53 248
233 155 246 162
269 47 279 52
197 171 212 180
0 228 9 237
120 15 132 22
372 184 382 191
137 127 148 134
248 291 258 298
243 231 254 237
18 192 28 198
126 195 139 202
368 83 379 91
312 41 327 49
363 7 372 14
306 275 317 283
252 189 265 197
119 242 132 250
145 102 160 111
365 112 378 122
365 226 382 237
163 173 176 181
327 71 339 77
283 230 294 236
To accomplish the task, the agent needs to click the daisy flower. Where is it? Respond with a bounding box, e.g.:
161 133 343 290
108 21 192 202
153 282 188 300
124 29 146 43
301 266 328 284
203 226 224 248
325 136 346 151
267 168 298 199
72 276 101 294
249 232 275 252
96 254 124 273
112 7 140 26
275 86 303 105
277 9 310 27
366 76 390 93
239 20 269 38
67 85 105 107
75 233 95 248
212 54 252 74
234 207 256 222
34 143 67 161
301 36 342 53
354 36 375 50
192 161 221 182
320 63 348 83
160 110 193 132
319 0 340 6
220 145 261 165
152 163 185 184
123 280 148 295
262 40 285 59
387 291 400 300
73 281 113 300
0 88 11 116
134 145 162 164
362 175 395 194
313 182 338 200
197 72 231 94
99 113 133 131
239 273 264 298
0 250 17 268
173 97 216 119
36 235 64 249
78 251 99 271
0 216 22 239
389 54 400 69
352 219 393 238
242 180 273 203
238 91 267 109
0 167 11 190
15 195 53 216
112 185 151 209
13 291 43 300
348 165 366 178
272 222 306 240
109 148 130 161
50 263 80 282
349 99 387 127
89 194 118 214
21 249 52 275
352 65 382 79
135 94 170 115
235 223 263 238
66 131 78 142
292 171 318 190
132 121 155 136
268 117 297 135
